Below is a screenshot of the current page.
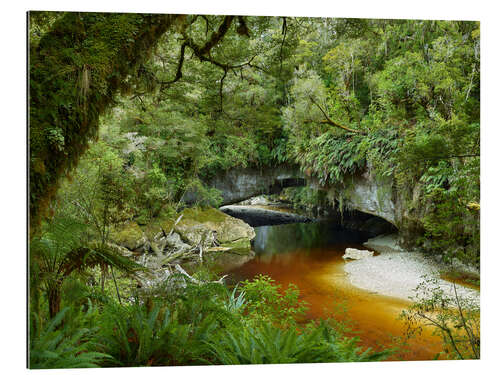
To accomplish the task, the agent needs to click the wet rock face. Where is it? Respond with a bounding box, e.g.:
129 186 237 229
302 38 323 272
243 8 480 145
184 162 426 240
184 164 306 206
220 205 312 227
330 169 396 226
187 163 399 229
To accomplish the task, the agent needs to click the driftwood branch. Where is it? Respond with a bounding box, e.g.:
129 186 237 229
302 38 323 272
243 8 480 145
167 214 184 238
174 264 227 285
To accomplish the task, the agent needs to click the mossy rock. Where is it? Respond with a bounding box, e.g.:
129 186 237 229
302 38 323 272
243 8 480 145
181 207 228 223
174 207 255 247
142 217 175 239
110 222 148 251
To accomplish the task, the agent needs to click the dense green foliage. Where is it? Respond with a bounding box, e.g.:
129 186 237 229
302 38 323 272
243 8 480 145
30 14 480 265
30 306 111 368
29 12 480 368
29 273 389 368
281 19 480 265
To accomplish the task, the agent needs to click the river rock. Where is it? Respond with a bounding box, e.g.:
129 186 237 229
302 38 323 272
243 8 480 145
342 248 374 260
172 208 255 251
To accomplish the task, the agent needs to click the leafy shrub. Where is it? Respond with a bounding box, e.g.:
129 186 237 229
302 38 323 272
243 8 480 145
295 130 399 186
241 275 308 328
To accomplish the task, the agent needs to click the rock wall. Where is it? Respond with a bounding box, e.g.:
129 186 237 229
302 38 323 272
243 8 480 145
187 164 403 233
332 169 397 225
184 164 306 206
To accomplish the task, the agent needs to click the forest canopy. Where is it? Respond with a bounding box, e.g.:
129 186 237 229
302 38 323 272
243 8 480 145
30 12 479 264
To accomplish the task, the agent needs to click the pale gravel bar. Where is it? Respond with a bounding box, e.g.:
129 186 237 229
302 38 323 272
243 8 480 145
344 234 480 304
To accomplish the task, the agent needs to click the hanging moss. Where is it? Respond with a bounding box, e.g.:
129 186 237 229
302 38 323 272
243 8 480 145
29 12 180 232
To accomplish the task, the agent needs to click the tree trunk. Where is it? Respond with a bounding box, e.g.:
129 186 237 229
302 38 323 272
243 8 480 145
47 283 62 319
29 12 179 233
110 266 122 305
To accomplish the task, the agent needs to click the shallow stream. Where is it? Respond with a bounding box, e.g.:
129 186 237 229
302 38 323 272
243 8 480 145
228 221 444 361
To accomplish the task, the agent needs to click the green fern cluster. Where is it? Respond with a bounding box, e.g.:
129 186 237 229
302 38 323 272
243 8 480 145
208 321 389 364
98 302 217 366
30 272 390 368
296 130 399 186
29 306 111 369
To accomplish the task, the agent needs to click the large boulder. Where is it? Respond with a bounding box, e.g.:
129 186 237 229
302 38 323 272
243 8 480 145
175 208 255 250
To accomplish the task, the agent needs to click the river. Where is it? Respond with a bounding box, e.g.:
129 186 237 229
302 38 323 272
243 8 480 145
228 221 444 361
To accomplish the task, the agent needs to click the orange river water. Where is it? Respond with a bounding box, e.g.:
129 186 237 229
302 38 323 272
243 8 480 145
226 222 447 361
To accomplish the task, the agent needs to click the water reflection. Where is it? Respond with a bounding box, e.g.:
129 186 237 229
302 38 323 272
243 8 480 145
253 221 371 256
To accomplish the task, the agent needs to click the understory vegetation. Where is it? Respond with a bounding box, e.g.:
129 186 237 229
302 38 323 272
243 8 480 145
29 12 480 367
29 272 389 368
400 277 480 360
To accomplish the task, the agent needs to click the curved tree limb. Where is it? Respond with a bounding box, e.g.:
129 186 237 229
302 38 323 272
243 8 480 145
309 95 365 134
160 16 255 90
195 15 235 56
160 43 187 87
29 14 253 232
279 17 287 77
